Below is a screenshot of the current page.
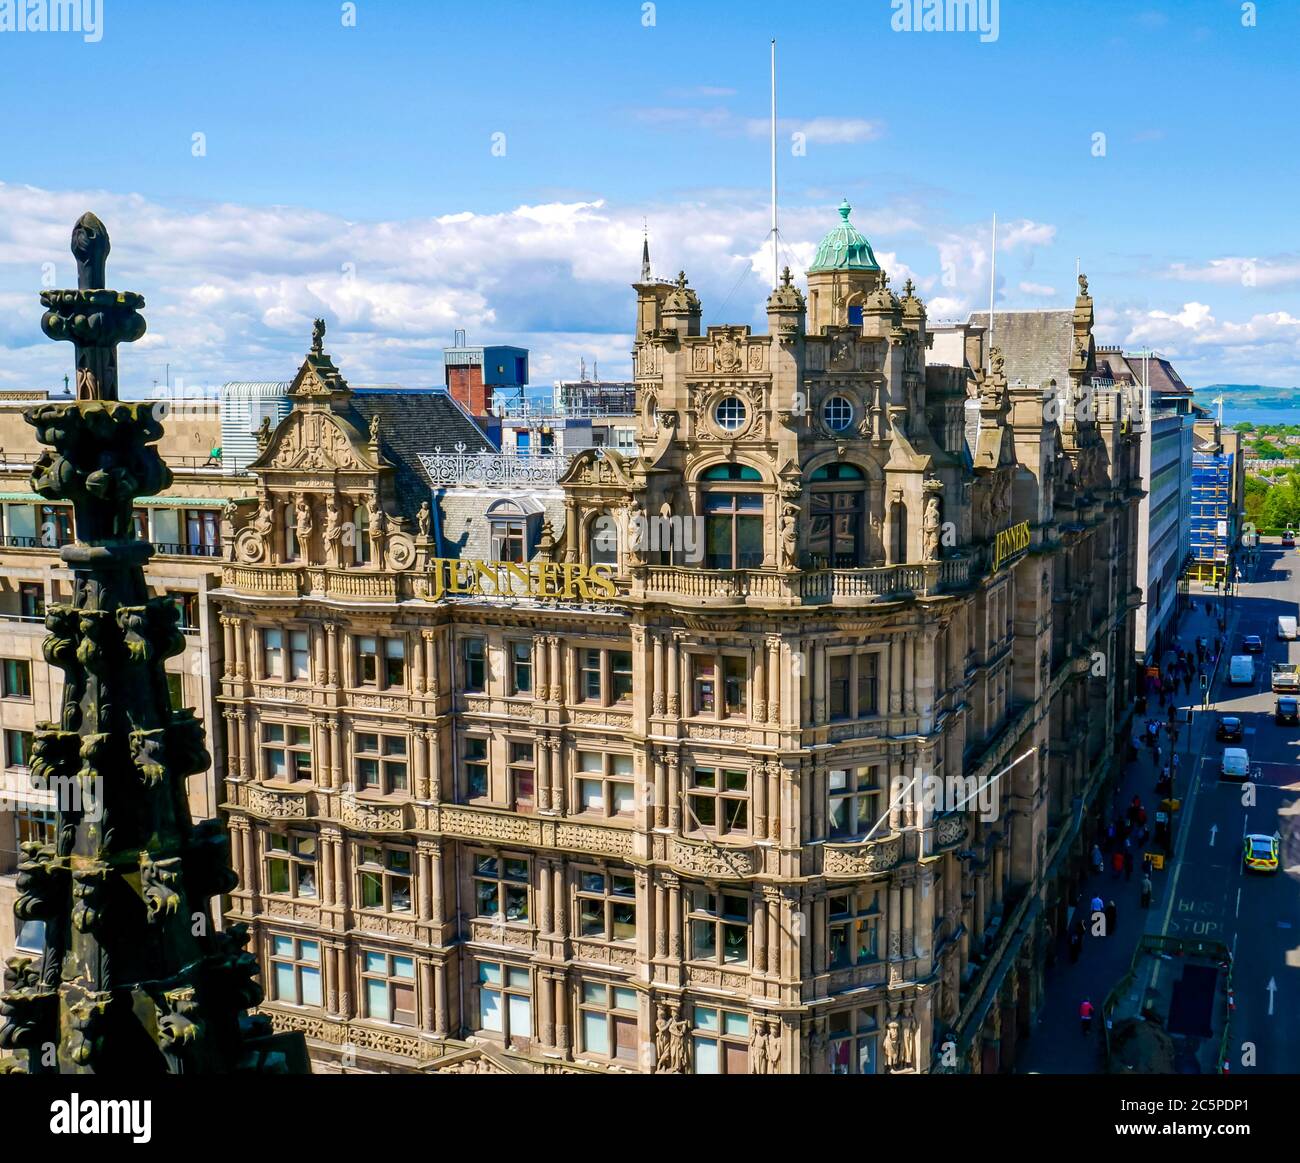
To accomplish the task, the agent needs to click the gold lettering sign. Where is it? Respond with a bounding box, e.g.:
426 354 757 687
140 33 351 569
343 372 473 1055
991 521 1031 572
426 558 617 602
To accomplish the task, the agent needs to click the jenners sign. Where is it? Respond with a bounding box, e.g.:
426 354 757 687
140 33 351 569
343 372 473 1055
428 558 617 602
991 521 1031 572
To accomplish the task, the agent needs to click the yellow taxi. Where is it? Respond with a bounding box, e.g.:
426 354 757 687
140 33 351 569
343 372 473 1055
1243 833 1280 874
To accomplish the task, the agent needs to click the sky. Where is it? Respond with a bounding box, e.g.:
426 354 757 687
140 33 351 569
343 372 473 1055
2 0 1299 398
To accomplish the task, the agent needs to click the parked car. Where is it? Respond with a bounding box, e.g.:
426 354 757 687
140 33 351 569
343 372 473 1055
1278 615 1298 641
1243 833 1280 874
1276 696 1299 726
1242 635 1264 654
1283 530 1296 548
1216 714 1244 742
1220 747 1251 782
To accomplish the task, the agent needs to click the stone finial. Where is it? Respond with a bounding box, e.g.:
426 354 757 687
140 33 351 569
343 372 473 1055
311 318 326 354
71 213 110 291
1078 273 1089 297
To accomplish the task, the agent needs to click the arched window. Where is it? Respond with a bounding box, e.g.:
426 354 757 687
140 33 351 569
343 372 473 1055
808 464 865 569
354 504 371 565
283 503 298 562
589 512 618 566
890 502 908 565
701 464 764 570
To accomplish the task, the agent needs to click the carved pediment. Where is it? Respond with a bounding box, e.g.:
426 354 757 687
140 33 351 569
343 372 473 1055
254 410 376 474
427 1047 522 1074
559 447 634 490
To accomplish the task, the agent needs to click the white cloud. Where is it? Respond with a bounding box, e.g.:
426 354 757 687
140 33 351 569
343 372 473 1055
1018 281 1057 297
1163 256 1300 289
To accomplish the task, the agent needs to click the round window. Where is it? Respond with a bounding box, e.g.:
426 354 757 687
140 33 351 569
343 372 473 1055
715 396 747 431
822 395 854 432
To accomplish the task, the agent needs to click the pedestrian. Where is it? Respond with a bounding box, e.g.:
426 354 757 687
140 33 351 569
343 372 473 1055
1171 753 1180 774
1161 763 1170 784
1090 844 1104 876
1080 998 1094 1035
1141 874 1152 908
1105 900 1118 933
1112 850 1124 879
1137 806 1147 828
1069 929 1082 963
1124 847 1134 881
1105 821 1117 851
1090 893 1104 917
1183 673 1192 695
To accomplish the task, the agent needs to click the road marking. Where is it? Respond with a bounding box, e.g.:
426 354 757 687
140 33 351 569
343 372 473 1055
1210 824 1218 846
1268 977 1277 1016
1235 887 1242 917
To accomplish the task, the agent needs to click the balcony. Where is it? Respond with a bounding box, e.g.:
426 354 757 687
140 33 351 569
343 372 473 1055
637 556 972 607
153 542 221 558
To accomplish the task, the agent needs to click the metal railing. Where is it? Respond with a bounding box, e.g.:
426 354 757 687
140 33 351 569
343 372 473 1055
419 443 572 488
153 542 221 558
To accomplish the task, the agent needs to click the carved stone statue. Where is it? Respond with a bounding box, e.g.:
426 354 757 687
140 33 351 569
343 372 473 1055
323 497 342 562
252 501 274 543
255 415 272 452
417 501 431 539
883 1019 902 1070
311 318 326 354
369 414 381 444
654 1004 688 1074
780 501 799 567
294 497 313 547
922 495 942 562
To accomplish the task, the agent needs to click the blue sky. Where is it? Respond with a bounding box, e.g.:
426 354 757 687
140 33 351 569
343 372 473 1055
2 0 1298 395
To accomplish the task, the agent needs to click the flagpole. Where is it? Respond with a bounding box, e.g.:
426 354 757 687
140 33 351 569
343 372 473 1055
771 38 778 288
987 212 997 373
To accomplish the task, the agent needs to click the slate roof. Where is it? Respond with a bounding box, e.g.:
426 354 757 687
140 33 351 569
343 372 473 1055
342 388 494 523
969 310 1075 388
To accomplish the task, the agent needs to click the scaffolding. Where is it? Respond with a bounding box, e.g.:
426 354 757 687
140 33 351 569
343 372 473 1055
1186 450 1233 586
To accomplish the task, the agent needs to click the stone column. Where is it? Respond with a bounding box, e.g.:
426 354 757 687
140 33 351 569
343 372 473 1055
420 961 434 1033
536 739 551 813
767 636 781 724
768 762 781 842
752 641 766 723
554 974 572 1055
422 629 438 697
433 961 449 1036
664 873 681 959
539 969 555 1048
232 615 247 679
411 630 425 696
235 710 249 778
813 896 827 973
535 635 549 702
812 639 826 723
666 633 680 717
320 835 335 907
221 616 235 678
753 758 767 839
329 721 342 789
665 753 680 831
413 727 428 800
428 841 445 927
324 622 339 686
652 632 665 717
754 894 769 973
653 753 667 828
224 710 241 779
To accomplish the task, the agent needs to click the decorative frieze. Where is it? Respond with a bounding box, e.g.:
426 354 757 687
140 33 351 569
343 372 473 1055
821 834 903 877
245 784 310 820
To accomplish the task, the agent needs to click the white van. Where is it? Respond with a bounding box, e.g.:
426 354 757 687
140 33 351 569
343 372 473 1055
1220 747 1250 782
1229 655 1255 685
1279 615 1298 641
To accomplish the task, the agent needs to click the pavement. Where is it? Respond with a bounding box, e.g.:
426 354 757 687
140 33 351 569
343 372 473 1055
1017 582 1244 1073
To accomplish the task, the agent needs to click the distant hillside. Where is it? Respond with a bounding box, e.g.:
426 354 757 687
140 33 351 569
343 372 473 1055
1195 384 1299 409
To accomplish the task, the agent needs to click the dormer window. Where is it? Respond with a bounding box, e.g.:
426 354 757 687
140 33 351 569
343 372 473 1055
486 497 542 564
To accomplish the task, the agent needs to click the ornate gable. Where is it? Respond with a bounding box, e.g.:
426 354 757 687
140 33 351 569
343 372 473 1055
559 447 635 491
253 408 378 474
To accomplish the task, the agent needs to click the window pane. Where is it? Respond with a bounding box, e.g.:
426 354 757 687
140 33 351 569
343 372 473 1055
365 979 388 1021
480 987 503 1032
583 1011 610 1056
300 966 322 1007
507 993 531 1038
694 1037 720 1074
272 935 294 959
274 963 296 1002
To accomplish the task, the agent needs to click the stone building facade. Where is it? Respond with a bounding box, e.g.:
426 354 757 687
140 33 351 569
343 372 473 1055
214 210 1143 1074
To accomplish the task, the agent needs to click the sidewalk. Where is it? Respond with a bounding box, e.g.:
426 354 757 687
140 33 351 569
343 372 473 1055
1017 596 1231 1073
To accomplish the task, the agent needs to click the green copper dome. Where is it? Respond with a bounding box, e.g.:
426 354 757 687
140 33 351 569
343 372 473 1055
808 200 880 273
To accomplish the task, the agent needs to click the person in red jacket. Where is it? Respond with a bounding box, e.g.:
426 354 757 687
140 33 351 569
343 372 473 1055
1080 998 1094 1035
